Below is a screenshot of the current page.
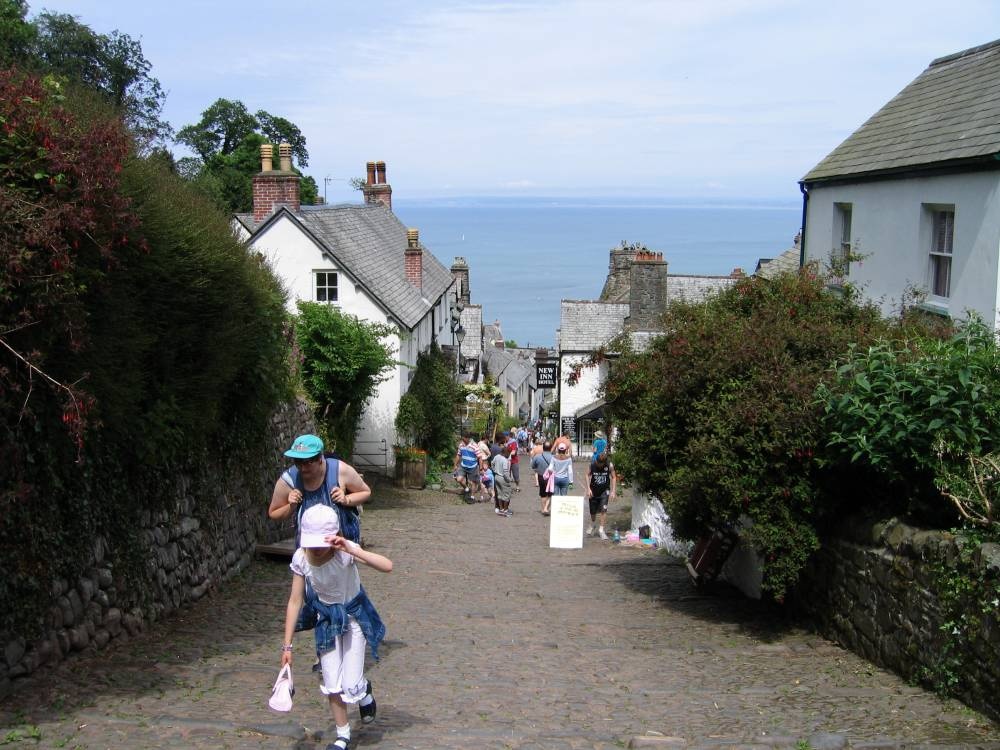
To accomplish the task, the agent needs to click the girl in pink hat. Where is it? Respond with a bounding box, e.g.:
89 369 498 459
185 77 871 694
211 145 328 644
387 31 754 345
280 503 392 750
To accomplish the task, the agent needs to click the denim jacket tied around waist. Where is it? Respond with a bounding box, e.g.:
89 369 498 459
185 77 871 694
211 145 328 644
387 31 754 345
295 579 385 660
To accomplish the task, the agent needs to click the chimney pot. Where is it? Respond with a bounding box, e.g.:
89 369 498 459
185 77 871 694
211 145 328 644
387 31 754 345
260 144 274 172
407 228 420 248
278 142 292 172
361 160 392 210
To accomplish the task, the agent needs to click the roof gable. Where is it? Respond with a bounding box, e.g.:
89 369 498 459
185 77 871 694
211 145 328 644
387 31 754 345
559 300 630 352
248 203 453 330
803 39 1000 183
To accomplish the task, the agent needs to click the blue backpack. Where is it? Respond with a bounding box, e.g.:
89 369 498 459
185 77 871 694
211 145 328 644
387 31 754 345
285 458 361 544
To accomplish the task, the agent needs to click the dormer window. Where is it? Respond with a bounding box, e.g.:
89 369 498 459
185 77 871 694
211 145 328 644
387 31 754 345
315 271 338 302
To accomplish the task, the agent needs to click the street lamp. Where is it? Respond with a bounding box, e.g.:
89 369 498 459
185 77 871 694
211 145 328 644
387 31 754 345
454 324 466 379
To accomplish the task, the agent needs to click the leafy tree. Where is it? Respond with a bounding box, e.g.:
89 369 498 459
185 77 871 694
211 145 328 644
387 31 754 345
177 98 317 212
0 0 35 65
504 339 518 349
176 98 257 160
30 11 170 148
295 302 397 457
395 345 461 459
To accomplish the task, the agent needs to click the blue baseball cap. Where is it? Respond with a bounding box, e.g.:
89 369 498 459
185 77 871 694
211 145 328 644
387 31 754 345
284 434 324 459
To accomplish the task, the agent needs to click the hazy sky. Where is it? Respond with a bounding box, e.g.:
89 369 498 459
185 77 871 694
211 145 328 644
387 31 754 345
31 0 1000 204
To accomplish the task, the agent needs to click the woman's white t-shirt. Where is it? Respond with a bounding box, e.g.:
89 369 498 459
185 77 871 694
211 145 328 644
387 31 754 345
291 546 361 605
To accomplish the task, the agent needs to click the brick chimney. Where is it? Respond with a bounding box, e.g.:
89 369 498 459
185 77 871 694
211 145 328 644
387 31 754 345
361 159 392 210
450 256 471 305
252 142 300 222
404 228 423 289
627 250 669 331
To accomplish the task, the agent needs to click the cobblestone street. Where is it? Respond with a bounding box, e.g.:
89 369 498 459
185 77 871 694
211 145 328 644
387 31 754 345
3 478 1000 749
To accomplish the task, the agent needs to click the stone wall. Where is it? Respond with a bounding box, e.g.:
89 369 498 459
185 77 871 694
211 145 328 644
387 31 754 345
0 400 314 693
794 517 1000 720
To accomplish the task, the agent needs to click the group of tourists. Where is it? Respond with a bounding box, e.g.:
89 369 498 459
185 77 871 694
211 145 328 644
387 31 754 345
262 424 618 749
452 430 523 515
453 426 618 538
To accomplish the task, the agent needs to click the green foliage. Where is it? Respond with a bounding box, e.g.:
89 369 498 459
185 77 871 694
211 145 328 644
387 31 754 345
176 98 316 212
938 453 1000 529
917 526 1000 697
603 270 888 599
93 156 292 461
461 382 504 438
29 11 170 148
817 316 998 523
295 302 396 457
0 0 35 65
395 344 460 456
504 338 518 349
0 74 293 640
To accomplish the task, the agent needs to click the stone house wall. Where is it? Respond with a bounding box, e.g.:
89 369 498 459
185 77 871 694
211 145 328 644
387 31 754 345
794 517 1000 721
0 400 314 694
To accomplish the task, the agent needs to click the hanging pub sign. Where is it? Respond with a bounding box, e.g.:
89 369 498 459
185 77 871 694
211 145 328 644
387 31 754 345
536 363 558 389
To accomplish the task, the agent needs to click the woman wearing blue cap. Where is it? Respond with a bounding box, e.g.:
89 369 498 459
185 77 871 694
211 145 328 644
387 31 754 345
268 434 372 546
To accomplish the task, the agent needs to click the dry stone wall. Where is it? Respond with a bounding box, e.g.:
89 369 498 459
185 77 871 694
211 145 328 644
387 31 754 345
795 517 1000 721
0 400 314 693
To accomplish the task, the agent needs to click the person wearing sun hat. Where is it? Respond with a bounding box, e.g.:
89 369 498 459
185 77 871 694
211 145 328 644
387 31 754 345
268 434 372 546
280 503 392 749
548 442 574 495
591 429 607 462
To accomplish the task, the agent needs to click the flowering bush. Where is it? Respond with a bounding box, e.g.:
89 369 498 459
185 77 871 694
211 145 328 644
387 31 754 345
603 270 888 599
818 316 1000 526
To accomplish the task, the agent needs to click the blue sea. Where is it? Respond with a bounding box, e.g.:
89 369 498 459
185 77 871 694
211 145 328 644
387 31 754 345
393 197 802 348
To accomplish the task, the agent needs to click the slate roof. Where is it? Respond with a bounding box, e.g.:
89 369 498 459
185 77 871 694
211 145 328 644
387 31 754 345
754 246 801 279
250 203 453 330
558 301 630 352
803 39 1000 183
483 346 530 391
666 275 738 303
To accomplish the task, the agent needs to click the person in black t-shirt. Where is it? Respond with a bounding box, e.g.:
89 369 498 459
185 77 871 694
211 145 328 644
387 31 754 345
585 451 617 540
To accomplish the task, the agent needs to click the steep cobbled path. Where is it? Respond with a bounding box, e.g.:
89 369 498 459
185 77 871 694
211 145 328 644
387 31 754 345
3 477 999 749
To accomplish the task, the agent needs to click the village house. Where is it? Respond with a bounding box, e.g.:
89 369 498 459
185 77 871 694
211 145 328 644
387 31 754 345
556 244 744 455
801 38 1000 325
235 148 462 474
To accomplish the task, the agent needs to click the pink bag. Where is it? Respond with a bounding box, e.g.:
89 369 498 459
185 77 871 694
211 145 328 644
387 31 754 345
268 664 295 712
545 472 555 494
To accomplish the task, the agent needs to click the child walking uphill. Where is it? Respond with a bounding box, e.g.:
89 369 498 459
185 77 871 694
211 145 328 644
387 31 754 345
281 504 392 750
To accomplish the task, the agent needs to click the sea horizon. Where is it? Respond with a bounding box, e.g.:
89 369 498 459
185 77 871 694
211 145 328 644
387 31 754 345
392 196 802 348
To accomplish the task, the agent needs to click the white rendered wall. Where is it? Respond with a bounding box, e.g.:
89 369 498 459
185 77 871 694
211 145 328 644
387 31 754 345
251 216 389 322
804 173 1000 326
558 353 608 454
250 216 428 473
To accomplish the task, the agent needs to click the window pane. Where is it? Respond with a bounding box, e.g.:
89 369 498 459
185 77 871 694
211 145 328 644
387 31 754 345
934 211 954 255
932 255 951 298
316 287 327 302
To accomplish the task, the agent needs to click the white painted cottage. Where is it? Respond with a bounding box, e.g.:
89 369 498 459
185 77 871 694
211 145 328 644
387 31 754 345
235 150 460 474
801 39 1000 326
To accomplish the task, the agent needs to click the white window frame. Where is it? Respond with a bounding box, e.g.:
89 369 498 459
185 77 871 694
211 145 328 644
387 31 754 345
314 270 339 303
831 203 853 283
927 207 954 301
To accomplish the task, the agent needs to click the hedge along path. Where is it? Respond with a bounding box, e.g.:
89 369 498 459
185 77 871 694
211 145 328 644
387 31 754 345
1 480 998 749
